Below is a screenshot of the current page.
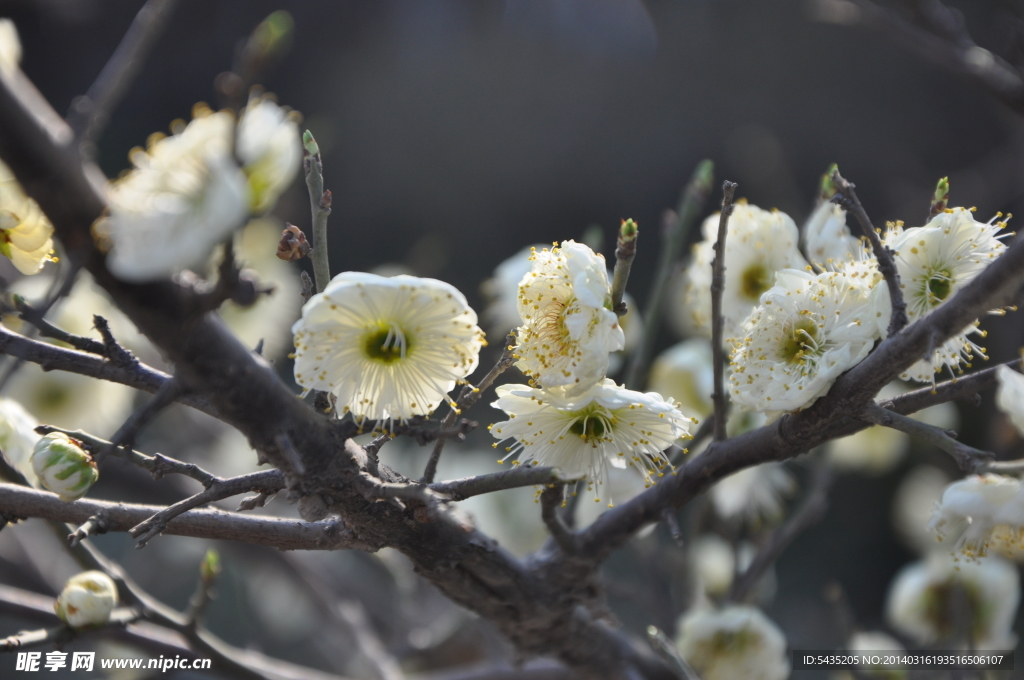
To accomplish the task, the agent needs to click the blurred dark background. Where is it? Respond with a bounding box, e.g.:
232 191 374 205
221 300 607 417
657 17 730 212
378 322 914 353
3 0 1024 677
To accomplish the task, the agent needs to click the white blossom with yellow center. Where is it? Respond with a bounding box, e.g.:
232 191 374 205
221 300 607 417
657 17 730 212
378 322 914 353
103 107 250 282
489 379 691 505
928 473 1024 561
729 268 880 417
878 209 1008 382
674 605 790 680
513 240 623 394
683 203 808 339
236 96 301 213
886 552 1019 649
0 160 54 275
292 272 484 422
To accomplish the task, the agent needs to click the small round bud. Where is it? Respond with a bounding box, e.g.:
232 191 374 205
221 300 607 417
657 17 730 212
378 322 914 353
55 571 118 629
31 432 98 502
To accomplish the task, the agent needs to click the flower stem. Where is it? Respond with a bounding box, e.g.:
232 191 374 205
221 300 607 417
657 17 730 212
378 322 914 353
303 130 332 294
710 181 738 442
609 218 638 316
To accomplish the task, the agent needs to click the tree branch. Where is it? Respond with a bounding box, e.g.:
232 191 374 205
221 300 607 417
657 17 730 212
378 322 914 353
429 466 561 501
830 168 908 336
710 181 737 442
540 485 578 554
609 219 638 316
860 402 993 472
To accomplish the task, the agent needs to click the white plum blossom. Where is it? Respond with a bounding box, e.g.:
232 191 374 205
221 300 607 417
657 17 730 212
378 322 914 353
928 474 1024 560
236 96 301 213
709 461 795 525
513 240 624 393
802 200 862 267
893 464 952 554
291 272 484 422
996 365 1024 437
674 605 790 680
683 203 808 339
878 209 1008 382
103 107 250 282
648 339 714 420
886 553 1019 649
0 18 21 76
0 397 40 483
489 379 692 505
55 571 118 629
0 159 54 275
729 269 880 417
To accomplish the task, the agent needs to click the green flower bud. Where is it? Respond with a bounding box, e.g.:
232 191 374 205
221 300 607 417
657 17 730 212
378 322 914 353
31 432 97 501
55 571 118 629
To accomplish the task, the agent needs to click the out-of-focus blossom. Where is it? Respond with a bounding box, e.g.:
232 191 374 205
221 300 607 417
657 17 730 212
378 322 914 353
236 96 302 213
886 553 1019 649
928 474 1024 559
709 461 795 525
675 605 790 680
996 365 1024 437
0 397 39 483
649 339 714 420
103 106 249 282
0 18 21 76
893 464 951 554
55 571 118 629
0 159 54 275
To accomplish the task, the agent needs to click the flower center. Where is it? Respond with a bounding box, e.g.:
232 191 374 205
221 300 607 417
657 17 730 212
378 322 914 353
780 317 821 365
363 322 411 364
740 263 773 300
926 269 954 305
566 405 614 443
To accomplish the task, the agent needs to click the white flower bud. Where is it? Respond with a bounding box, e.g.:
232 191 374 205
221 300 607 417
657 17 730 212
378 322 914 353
55 571 118 629
31 432 97 501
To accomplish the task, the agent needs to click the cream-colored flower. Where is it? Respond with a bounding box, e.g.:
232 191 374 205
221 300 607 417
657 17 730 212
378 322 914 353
683 204 808 339
648 339 714 419
0 18 21 76
514 240 624 393
490 379 691 504
55 571 118 629
0 397 40 483
237 96 301 213
690 535 775 601
0 159 54 275
886 553 1019 649
729 269 880 417
104 107 250 282
674 605 790 680
996 365 1024 437
846 631 907 680
292 272 484 422
928 474 1024 560
802 200 862 268
878 209 1008 382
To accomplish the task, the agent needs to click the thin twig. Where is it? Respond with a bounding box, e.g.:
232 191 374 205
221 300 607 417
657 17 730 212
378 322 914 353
337 600 406 680
364 433 392 462
710 181 737 442
861 402 993 472
36 426 220 487
830 168 908 336
625 160 715 389
429 466 562 501
13 296 107 354
729 460 834 603
661 508 684 548
129 469 287 547
540 485 577 554
646 626 701 680
303 131 332 294
66 0 178 152
610 219 638 316
184 550 220 629
68 511 111 546
93 315 140 370
0 325 218 417
0 483 361 551
420 332 517 483
107 376 185 451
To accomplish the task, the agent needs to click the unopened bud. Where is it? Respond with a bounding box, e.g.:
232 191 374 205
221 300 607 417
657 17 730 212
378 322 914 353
31 432 97 502
619 218 638 242
929 176 950 221
55 571 118 629
302 130 319 157
820 163 839 201
200 549 221 584
277 224 310 262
